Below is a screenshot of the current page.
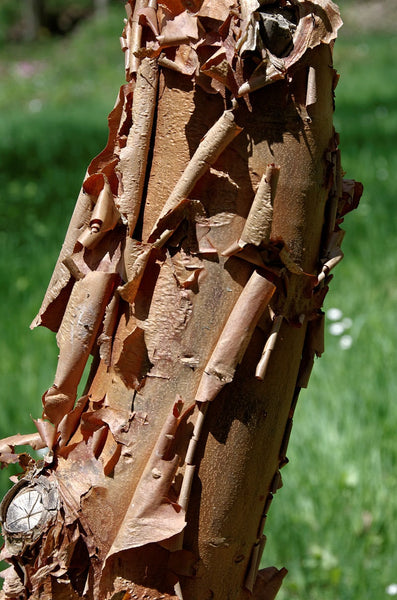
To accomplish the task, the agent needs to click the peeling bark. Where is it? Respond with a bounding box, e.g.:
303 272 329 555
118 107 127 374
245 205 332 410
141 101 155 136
1 1 361 599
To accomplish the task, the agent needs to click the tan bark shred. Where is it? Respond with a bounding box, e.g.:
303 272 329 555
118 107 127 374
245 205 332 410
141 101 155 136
116 57 158 233
42 271 119 425
137 6 159 37
157 12 200 47
317 228 345 284
98 293 120 364
33 418 58 451
240 163 280 247
158 44 200 76
123 0 146 77
112 323 151 389
118 238 152 304
77 175 120 250
195 270 276 403
0 433 46 455
58 395 90 448
255 314 283 380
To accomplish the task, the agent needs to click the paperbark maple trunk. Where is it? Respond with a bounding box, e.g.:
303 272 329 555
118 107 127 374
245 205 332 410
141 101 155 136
0 2 362 600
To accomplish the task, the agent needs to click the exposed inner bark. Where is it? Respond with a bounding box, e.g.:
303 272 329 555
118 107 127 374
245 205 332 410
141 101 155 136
0 2 362 599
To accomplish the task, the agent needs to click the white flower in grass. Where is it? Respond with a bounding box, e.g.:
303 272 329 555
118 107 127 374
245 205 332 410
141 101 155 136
339 335 353 350
327 309 353 349
327 307 343 321
342 317 353 329
329 322 345 336
386 584 397 596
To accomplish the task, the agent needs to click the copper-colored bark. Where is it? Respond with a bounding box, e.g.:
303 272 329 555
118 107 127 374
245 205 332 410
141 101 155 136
0 2 362 599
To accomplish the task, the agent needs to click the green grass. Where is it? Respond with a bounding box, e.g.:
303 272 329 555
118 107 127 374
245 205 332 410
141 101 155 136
0 7 396 600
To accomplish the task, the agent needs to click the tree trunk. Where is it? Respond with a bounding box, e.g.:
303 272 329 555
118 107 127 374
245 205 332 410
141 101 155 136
23 0 42 41
0 1 362 599
93 0 108 18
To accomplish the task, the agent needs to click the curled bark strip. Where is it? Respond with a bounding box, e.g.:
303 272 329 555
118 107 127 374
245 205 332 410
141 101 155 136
179 402 209 506
158 46 200 76
317 229 345 284
123 0 147 78
77 175 120 250
167 403 209 568
306 65 318 108
255 314 283 380
239 0 260 21
240 163 280 247
118 238 152 304
323 132 342 242
317 248 343 284
0 565 25 598
98 293 120 364
149 109 242 242
33 418 58 451
0 433 46 456
149 198 191 249
138 6 159 37
58 395 90 448
221 241 266 270
87 82 134 179
195 270 276 403
116 57 159 233
30 184 92 333
30 84 133 333
0 433 47 469
246 463 284 593
43 272 119 425
196 0 236 20
156 12 200 47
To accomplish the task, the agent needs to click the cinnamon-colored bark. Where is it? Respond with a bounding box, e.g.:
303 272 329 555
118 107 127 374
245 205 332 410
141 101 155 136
0 2 362 599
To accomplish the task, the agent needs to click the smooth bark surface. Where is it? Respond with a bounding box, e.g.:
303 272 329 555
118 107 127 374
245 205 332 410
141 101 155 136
0 1 362 599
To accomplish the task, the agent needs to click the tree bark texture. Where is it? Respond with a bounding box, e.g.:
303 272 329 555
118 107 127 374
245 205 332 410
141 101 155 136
0 1 362 599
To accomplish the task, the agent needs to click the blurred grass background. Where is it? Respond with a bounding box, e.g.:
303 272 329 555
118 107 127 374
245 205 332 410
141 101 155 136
0 1 396 598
